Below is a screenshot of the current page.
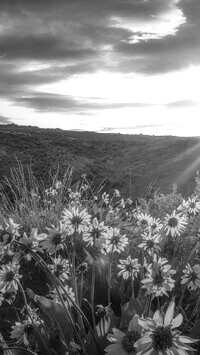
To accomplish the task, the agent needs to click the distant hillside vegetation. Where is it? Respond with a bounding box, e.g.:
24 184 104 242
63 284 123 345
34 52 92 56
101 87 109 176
0 123 200 198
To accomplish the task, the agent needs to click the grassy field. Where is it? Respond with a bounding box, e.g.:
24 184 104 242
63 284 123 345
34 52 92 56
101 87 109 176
1 123 200 199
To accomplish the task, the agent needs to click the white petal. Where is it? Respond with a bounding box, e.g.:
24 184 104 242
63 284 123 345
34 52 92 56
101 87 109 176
171 314 183 329
164 300 175 326
153 310 163 324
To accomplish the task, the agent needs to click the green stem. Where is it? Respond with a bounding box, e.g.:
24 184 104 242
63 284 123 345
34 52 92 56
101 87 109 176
91 256 97 334
108 247 114 306
176 284 187 315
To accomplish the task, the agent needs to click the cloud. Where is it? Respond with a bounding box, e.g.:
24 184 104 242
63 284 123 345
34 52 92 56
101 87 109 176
14 92 155 113
0 0 199 118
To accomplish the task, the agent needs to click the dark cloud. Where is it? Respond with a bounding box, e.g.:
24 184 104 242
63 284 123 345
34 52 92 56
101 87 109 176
15 92 154 113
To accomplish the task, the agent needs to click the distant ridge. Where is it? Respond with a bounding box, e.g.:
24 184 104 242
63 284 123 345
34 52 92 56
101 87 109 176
0 123 200 198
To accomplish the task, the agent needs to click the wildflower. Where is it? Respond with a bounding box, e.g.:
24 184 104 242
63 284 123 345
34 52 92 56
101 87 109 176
102 227 128 254
179 197 200 215
102 192 109 204
55 180 62 189
105 315 142 355
96 304 111 319
49 256 70 282
164 211 187 237
39 222 65 255
141 256 176 298
150 217 162 233
83 217 108 246
126 198 133 205
0 229 15 256
0 288 16 305
62 207 91 235
19 228 39 261
4 218 20 236
10 312 41 346
138 231 162 255
76 262 89 275
120 199 125 208
181 263 200 291
137 212 153 229
0 262 22 293
69 191 81 201
114 189 121 198
118 256 140 280
135 300 198 354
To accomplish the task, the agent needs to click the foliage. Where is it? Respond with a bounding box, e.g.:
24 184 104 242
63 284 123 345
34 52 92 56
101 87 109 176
0 164 200 354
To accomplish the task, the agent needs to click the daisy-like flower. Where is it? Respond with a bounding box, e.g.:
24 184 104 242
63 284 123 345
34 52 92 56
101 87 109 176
105 315 142 355
179 197 200 215
163 211 187 237
141 256 176 298
181 263 200 291
0 288 16 306
38 222 65 255
118 256 141 280
49 256 70 282
137 213 153 229
10 312 41 346
4 218 20 236
150 218 162 233
83 217 108 246
0 261 22 293
0 229 15 255
62 207 91 235
135 300 198 354
138 231 162 256
102 227 128 254
18 228 40 261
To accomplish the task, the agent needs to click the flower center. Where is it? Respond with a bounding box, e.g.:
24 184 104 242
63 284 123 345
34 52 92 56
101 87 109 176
122 331 141 353
153 267 164 285
146 240 154 249
151 223 157 230
141 219 148 226
0 231 12 245
190 202 196 209
52 233 62 245
152 326 173 351
168 217 178 228
190 271 198 282
5 271 15 282
71 216 83 227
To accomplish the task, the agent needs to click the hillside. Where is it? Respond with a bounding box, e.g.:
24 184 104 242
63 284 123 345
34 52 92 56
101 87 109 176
0 123 200 198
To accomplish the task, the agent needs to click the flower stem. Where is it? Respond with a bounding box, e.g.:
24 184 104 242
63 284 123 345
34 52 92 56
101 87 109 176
108 246 114 306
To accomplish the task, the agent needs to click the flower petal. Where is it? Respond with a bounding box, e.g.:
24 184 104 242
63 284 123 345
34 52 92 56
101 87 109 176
171 313 183 329
153 310 163 324
164 300 175 326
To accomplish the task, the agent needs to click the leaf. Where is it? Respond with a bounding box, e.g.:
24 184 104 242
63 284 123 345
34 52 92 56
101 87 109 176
120 297 147 328
35 295 73 347
190 319 200 339
4 349 36 355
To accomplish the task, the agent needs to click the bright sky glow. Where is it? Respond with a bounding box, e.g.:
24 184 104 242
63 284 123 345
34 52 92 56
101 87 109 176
0 0 200 137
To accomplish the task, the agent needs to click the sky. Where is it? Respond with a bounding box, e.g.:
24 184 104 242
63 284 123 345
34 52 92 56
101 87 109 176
0 0 200 136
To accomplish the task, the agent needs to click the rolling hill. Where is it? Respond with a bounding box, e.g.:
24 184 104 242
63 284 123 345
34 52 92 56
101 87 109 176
0 123 200 198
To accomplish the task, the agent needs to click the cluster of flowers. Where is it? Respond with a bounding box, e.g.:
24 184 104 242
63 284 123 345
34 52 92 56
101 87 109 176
0 188 200 354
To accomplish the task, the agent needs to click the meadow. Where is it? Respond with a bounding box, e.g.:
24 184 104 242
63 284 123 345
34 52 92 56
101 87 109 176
0 162 200 354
